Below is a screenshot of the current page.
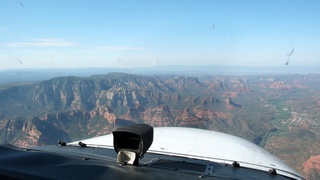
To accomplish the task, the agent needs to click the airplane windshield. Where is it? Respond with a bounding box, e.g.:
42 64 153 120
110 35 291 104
1 1 320 179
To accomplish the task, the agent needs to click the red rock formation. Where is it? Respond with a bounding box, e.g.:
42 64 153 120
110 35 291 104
269 81 292 89
303 155 320 179
141 105 173 127
233 84 251 93
15 120 42 147
195 109 216 120
164 76 206 91
225 98 242 110
90 106 116 123
208 81 229 91
174 108 206 128
223 91 239 98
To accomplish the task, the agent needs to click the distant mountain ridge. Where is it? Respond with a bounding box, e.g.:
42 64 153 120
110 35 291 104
1 65 319 85
0 72 265 145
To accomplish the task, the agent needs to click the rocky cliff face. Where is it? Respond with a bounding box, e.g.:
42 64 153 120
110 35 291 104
0 73 230 147
0 117 24 144
174 108 207 128
139 105 174 127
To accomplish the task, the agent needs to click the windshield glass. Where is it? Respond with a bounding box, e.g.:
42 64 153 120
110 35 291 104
1 1 320 179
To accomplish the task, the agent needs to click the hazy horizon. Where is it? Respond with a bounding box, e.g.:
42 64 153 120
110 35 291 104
1 64 319 85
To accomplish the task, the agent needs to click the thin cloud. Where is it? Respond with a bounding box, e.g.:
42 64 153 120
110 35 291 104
96 46 149 51
3 39 74 48
80 46 149 53
101 46 148 51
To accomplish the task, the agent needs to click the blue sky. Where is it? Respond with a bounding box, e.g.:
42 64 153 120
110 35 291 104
1 0 320 69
